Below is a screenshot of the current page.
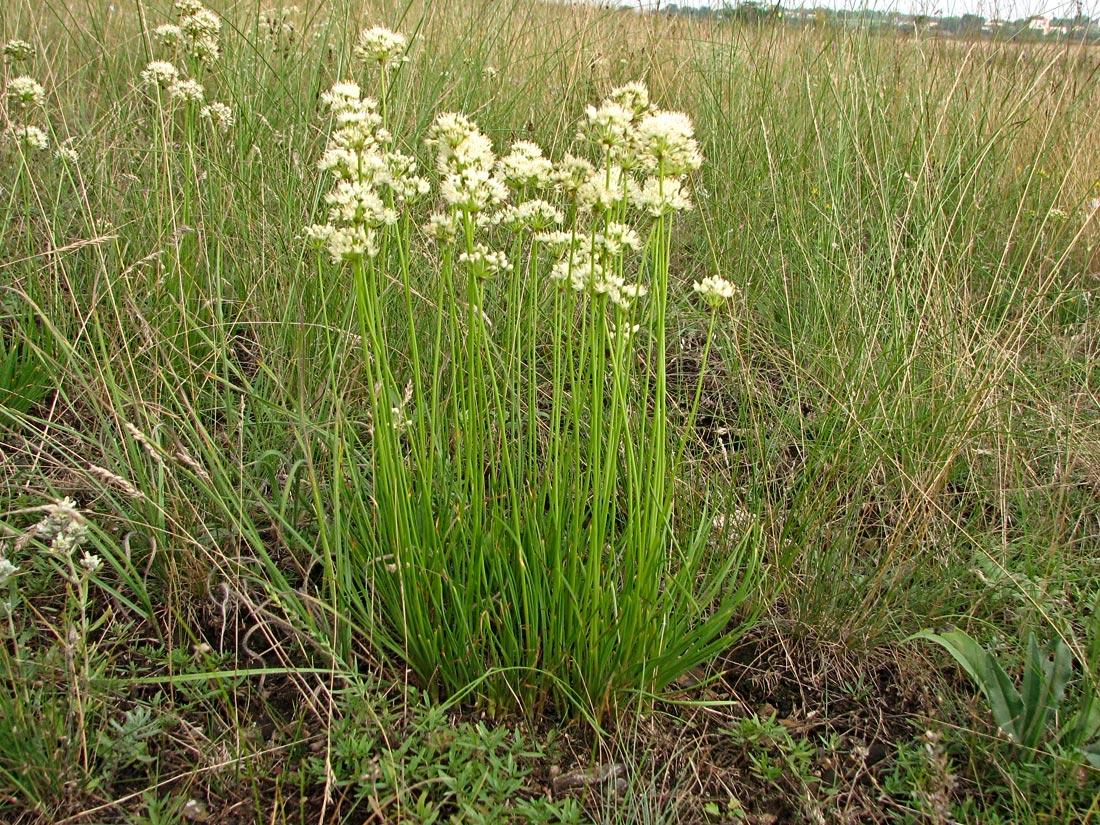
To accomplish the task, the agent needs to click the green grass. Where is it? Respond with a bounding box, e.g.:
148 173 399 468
1 0 1098 821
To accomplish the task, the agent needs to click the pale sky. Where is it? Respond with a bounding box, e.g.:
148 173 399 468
628 0 1097 20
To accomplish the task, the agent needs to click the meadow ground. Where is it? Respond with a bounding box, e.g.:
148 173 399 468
1 0 1099 822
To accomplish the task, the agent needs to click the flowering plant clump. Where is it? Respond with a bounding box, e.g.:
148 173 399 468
303 37 757 723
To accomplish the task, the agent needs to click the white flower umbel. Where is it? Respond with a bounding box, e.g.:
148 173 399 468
178 5 222 63
426 112 495 174
7 124 48 152
497 141 555 190
423 211 460 244
308 79 418 263
628 175 693 217
154 23 183 46
495 198 563 232
577 165 629 214
354 26 407 68
693 275 739 308
635 111 702 175
79 552 103 575
606 81 653 119
54 144 79 164
141 60 179 90
6 75 46 109
581 102 635 153
459 243 512 277
3 39 35 63
553 153 595 196
168 78 204 104
200 101 234 131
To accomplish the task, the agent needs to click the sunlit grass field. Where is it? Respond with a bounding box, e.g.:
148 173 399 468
2 0 1099 821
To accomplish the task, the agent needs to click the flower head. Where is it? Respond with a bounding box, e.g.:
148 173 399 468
79 551 103 575
693 275 739 308
168 78 205 104
606 82 653 119
3 39 36 63
200 101 234 131
580 102 635 152
54 144 79 164
154 23 183 46
497 140 554 190
635 111 701 175
141 60 179 90
6 76 46 108
628 175 693 216
577 165 629 213
354 26 407 68
495 198 563 232
7 124 48 152
459 243 512 277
